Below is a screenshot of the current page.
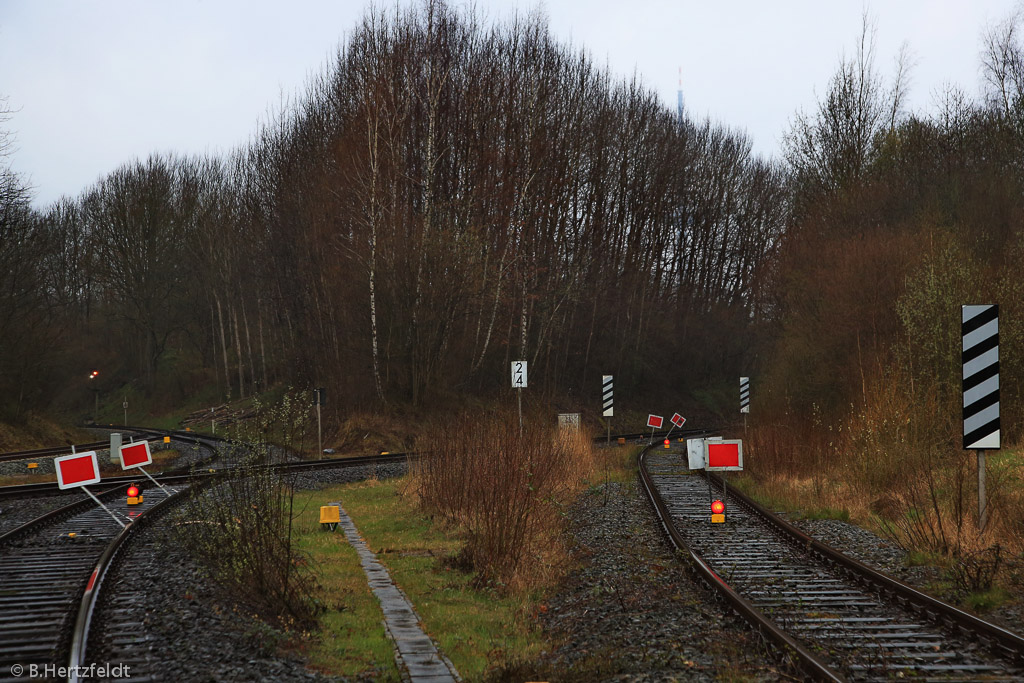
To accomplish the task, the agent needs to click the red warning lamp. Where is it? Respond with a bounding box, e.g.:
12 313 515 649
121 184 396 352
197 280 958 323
126 484 143 505
710 498 726 523
663 438 670 449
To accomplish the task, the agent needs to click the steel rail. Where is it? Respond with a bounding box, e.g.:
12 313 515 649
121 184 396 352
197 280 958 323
5 412 684 500
65 441 411 679
1 430 406 681
0 420 705 466
0 428 157 463
0 451 413 501
0 441 110 463
0 437 220 501
66 484 198 683
712 472 1024 664
0 484 131 546
637 443 847 682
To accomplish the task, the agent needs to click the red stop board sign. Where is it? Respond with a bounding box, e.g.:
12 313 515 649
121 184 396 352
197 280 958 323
705 440 743 471
55 451 101 489
119 441 152 470
647 414 664 429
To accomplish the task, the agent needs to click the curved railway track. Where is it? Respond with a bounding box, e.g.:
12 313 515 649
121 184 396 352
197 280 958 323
18 423 1017 680
0 478 200 682
0 428 409 683
0 427 162 465
639 443 1024 681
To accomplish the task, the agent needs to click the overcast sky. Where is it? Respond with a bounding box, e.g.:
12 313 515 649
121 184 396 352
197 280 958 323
2 0 1021 208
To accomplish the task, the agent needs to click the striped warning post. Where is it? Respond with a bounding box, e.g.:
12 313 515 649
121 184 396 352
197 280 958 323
740 377 750 414
602 375 613 417
962 305 999 450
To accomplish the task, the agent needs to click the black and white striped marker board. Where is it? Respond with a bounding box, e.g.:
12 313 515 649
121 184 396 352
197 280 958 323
602 375 613 417
963 305 999 450
740 376 750 414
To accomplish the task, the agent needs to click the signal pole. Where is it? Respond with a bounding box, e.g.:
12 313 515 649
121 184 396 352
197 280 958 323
315 388 325 455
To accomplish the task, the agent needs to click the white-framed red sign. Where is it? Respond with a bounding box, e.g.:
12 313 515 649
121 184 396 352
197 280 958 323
119 441 152 470
671 413 686 428
647 414 664 429
55 451 101 489
705 440 743 471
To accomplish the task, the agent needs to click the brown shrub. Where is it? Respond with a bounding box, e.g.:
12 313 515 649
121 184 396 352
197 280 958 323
747 361 1024 575
410 409 594 592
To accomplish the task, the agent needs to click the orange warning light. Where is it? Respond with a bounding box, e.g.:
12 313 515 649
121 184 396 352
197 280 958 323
127 485 139 498
711 499 725 515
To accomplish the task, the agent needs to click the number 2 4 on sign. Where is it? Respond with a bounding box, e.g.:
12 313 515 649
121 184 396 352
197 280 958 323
511 361 528 388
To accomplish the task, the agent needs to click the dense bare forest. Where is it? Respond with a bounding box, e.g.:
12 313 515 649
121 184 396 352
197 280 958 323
1 1 1023 448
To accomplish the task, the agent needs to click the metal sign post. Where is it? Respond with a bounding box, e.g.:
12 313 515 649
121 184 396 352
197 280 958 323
122 398 128 426
314 388 325 455
962 304 999 531
512 362 527 435
82 487 127 528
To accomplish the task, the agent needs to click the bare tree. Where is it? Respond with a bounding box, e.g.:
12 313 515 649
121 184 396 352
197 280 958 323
981 6 1024 117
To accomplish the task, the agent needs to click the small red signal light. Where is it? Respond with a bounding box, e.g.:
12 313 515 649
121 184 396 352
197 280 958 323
89 370 99 379
711 499 725 515
126 485 139 498
663 439 670 446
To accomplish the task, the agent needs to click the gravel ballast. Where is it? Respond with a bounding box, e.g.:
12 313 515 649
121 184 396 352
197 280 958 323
791 516 1024 639
83 457 1024 681
0 440 212 537
86 462 407 682
516 479 786 681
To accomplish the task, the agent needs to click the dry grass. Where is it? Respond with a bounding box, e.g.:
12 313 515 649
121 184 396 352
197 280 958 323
0 413 96 452
0 447 180 486
409 410 595 593
326 411 417 457
744 366 1024 591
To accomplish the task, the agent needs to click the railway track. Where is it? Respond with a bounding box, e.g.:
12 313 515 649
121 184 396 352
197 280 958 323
0 463 201 683
0 425 409 683
0 429 157 465
639 443 1024 681
0 425 229 680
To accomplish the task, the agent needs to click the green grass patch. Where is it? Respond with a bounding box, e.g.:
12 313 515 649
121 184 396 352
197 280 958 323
963 586 1011 612
801 507 851 522
144 414 189 430
590 444 642 485
730 475 793 512
291 491 399 679
732 475 853 523
291 478 547 680
905 550 944 568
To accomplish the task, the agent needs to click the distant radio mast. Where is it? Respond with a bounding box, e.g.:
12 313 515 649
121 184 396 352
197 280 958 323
677 66 684 123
